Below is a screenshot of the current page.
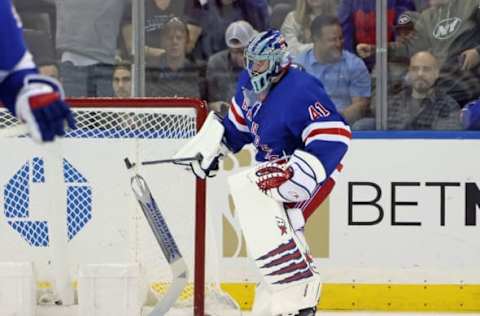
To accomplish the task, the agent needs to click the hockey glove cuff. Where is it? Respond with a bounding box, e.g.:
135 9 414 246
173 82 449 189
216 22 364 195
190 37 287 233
15 74 75 142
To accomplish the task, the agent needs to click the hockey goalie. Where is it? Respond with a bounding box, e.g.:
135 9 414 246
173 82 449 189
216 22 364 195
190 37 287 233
174 29 350 316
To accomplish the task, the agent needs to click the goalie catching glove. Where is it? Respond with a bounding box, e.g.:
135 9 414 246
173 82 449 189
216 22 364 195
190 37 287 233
15 74 75 142
172 111 228 179
251 150 326 203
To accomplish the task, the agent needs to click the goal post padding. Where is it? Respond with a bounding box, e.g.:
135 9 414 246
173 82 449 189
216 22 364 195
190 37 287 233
0 98 240 315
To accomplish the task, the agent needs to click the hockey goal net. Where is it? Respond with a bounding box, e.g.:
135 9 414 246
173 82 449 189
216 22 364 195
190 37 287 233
0 98 241 316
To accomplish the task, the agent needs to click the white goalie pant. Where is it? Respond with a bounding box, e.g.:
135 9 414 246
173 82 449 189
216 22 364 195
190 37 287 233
228 168 322 316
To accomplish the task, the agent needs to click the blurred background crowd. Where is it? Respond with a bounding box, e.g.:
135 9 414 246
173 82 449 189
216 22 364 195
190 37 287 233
15 0 480 130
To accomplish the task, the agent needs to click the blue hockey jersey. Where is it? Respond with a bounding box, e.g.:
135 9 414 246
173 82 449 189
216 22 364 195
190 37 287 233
223 67 351 219
0 0 37 113
223 67 351 181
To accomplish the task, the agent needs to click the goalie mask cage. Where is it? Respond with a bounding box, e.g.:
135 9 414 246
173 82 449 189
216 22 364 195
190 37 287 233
0 98 241 316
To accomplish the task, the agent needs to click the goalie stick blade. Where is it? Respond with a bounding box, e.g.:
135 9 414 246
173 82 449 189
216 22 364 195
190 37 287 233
149 260 189 316
129 174 189 315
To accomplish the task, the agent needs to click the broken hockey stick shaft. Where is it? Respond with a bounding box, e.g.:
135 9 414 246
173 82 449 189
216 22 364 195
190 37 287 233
128 173 189 316
124 153 202 169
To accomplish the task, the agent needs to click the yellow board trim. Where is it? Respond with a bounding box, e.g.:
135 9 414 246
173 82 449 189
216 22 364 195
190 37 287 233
221 283 256 311
37 281 77 289
37 281 480 312
220 283 480 312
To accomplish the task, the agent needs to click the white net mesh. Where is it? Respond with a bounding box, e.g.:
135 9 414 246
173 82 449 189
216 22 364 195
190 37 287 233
0 107 197 139
0 99 241 316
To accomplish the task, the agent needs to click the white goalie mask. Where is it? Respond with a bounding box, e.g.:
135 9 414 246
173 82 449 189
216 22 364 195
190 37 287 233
244 29 290 93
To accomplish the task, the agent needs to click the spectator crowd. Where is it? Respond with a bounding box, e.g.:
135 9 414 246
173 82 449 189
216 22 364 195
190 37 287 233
16 0 480 130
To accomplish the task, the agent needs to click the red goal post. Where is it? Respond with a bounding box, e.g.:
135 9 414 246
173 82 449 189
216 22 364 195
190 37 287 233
71 98 208 316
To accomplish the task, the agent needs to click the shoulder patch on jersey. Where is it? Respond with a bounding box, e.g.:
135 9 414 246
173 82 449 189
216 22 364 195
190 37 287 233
308 101 331 121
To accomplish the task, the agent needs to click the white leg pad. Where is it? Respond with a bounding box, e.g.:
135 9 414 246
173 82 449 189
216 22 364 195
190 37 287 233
228 168 321 315
0 262 36 316
251 281 272 316
78 263 145 316
294 229 309 253
286 208 305 231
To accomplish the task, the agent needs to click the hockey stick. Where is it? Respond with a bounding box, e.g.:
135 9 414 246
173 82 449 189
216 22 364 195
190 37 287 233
0 123 29 138
124 153 202 168
127 170 188 316
0 123 74 304
45 139 74 306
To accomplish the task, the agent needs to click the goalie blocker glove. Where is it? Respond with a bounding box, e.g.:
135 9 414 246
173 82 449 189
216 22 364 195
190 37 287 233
252 149 326 203
191 152 224 179
15 74 75 142
173 111 229 179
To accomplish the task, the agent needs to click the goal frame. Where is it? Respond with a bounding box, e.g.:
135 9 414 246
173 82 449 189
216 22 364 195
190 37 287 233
68 97 208 316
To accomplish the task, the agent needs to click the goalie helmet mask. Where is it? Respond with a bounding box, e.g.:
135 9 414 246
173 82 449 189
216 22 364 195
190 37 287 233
244 29 290 93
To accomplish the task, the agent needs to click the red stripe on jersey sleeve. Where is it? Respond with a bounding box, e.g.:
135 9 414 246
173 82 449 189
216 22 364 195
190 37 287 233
306 127 352 140
230 101 246 126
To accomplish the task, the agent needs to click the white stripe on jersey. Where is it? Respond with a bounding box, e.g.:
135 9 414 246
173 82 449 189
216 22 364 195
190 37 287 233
305 133 351 146
301 121 350 142
0 70 7 85
0 51 35 85
227 96 249 133
301 121 351 146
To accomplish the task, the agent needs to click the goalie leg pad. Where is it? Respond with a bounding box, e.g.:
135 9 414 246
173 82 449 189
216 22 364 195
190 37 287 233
228 168 321 315
250 281 272 316
251 278 322 316
286 208 305 232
